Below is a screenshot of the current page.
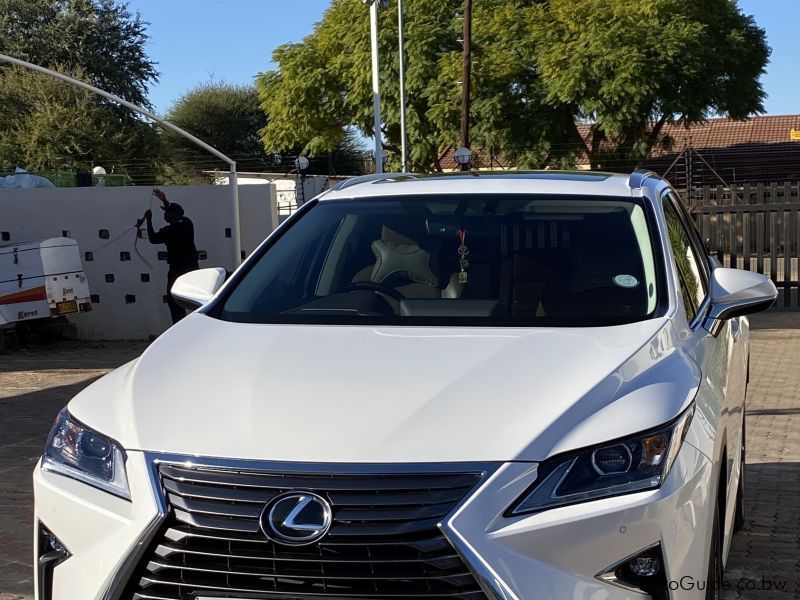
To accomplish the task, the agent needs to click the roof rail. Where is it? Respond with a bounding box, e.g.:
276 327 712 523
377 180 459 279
628 169 657 190
331 172 420 192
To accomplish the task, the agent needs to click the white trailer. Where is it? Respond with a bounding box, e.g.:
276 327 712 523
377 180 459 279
0 238 92 327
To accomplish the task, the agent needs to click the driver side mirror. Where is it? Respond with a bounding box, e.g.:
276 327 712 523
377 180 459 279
171 267 227 311
704 267 777 333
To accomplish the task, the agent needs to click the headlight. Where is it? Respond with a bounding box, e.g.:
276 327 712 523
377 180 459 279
509 403 694 515
41 408 130 499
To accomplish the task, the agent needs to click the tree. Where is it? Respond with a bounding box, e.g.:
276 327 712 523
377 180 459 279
531 0 770 170
0 66 160 184
161 83 271 183
258 0 769 173
258 0 573 172
0 0 157 108
161 82 369 183
315 129 369 176
0 0 161 182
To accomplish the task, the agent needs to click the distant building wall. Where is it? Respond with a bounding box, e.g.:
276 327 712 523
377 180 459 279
215 174 302 217
214 173 348 222
0 185 278 340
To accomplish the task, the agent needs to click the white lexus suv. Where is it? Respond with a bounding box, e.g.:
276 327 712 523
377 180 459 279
34 171 777 600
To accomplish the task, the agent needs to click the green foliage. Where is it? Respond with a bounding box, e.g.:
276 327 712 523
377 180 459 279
302 128 370 176
532 0 770 169
258 0 769 172
162 83 269 183
161 82 368 182
0 0 158 108
0 67 160 184
0 0 161 183
258 0 574 172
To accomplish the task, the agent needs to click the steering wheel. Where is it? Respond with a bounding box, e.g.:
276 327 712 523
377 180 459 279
343 280 406 302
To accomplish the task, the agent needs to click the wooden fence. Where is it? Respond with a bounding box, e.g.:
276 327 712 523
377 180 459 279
689 183 800 309
686 181 800 208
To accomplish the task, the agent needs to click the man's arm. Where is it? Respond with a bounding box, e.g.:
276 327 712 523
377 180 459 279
144 209 167 244
153 187 170 209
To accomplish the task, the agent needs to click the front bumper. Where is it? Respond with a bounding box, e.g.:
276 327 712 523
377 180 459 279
446 442 714 599
33 452 162 600
33 442 713 600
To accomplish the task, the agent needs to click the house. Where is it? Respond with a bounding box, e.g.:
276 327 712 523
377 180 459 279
437 115 800 186
638 115 800 186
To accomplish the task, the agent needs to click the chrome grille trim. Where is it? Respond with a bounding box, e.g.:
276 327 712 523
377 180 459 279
119 453 502 600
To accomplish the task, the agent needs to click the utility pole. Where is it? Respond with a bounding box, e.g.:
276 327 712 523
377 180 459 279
398 0 408 172
460 0 473 169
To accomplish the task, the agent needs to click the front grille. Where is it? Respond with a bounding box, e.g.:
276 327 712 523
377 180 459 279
126 462 489 599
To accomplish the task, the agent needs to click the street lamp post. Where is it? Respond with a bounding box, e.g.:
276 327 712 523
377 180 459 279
364 0 388 174
294 156 310 207
398 0 408 173
364 0 389 173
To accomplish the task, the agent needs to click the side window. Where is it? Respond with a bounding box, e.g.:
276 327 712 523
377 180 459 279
669 192 711 280
663 199 707 323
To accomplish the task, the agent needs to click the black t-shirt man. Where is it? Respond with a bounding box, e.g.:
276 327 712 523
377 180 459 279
144 188 199 324
148 215 198 269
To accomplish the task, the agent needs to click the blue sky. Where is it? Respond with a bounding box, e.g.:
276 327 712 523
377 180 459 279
131 0 331 113
738 0 797 115
132 0 797 116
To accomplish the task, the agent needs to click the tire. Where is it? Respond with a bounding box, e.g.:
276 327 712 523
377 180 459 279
733 413 746 532
13 321 31 345
706 503 723 600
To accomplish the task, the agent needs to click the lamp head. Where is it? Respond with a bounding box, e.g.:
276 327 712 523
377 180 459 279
454 147 472 167
295 156 310 172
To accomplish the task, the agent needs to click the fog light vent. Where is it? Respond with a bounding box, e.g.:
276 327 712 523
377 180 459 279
44 533 66 554
37 522 71 600
629 555 661 577
597 543 668 600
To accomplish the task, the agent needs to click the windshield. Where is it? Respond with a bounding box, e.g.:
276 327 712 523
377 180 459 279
216 194 660 327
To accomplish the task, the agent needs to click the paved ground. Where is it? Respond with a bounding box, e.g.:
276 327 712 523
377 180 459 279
0 317 798 599
0 340 148 598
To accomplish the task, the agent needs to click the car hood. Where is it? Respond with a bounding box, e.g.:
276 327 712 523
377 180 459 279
69 313 699 463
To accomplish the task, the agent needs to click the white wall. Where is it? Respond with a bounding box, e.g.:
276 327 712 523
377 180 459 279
216 174 349 205
0 185 278 340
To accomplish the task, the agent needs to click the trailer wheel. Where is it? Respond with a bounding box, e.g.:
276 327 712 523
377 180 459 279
14 317 70 344
14 321 32 345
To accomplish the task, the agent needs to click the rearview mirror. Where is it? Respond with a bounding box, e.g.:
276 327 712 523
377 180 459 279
171 267 227 311
704 267 777 333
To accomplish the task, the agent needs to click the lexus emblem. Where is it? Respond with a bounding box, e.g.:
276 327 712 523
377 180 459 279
260 492 332 546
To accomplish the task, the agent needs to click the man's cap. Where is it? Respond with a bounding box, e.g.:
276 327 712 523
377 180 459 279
161 203 184 217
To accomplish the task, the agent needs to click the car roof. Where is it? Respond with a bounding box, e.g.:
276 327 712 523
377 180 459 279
319 170 668 201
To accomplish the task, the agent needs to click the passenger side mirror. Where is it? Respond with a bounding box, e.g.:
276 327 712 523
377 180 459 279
171 267 227 311
704 268 777 333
